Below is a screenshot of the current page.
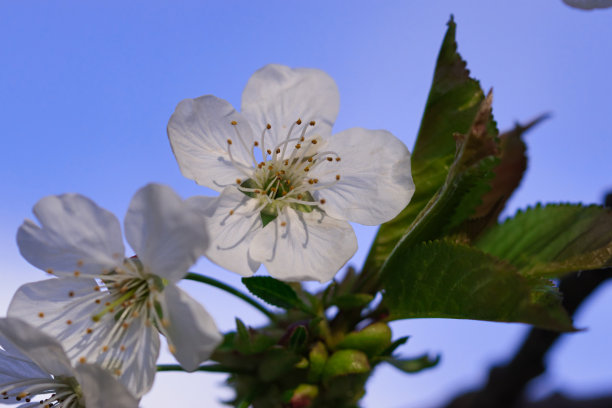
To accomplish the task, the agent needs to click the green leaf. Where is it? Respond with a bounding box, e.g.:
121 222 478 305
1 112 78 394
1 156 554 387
379 94 499 261
242 276 309 311
476 204 612 277
364 16 491 274
383 240 574 331
458 115 549 240
381 354 441 374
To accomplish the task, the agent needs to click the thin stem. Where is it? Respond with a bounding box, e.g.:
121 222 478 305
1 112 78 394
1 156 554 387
184 272 277 322
157 364 252 375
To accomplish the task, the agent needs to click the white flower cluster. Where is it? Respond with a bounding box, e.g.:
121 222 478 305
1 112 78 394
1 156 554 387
1 65 414 406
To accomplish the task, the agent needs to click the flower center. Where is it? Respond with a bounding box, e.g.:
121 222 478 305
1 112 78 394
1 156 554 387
226 118 342 226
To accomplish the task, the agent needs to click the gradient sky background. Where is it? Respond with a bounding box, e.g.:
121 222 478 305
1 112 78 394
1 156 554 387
1 2 611 407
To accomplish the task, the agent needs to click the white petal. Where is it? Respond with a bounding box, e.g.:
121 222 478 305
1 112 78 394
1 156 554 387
0 318 74 378
109 317 160 399
168 95 257 191
160 283 222 371
76 364 139 408
17 194 124 278
249 208 357 282
196 187 262 277
241 64 340 149
563 0 612 9
7 278 160 398
311 128 415 225
124 184 208 283
8 277 112 360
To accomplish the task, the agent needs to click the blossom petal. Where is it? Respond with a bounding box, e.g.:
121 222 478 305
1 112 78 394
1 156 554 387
76 364 139 408
249 208 357 282
241 64 340 149
0 318 74 378
192 187 262 277
124 184 208 283
159 282 222 371
311 128 415 225
7 278 160 398
17 194 124 278
563 0 612 9
168 95 256 191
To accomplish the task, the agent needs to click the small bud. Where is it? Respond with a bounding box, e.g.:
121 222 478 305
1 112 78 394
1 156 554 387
336 322 392 357
322 349 370 381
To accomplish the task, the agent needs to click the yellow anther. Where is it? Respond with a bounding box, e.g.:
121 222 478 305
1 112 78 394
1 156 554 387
311 139 318 144
77 259 84 267
114 369 122 376
79 357 86 364
304 167 310 172
229 210 234 215
295 144 301 149
120 345 126 351
296 118 302 125
46 268 54 274
327 157 333 161
297 194 303 199
227 139 233 145
122 323 129 329
309 120 316 126
86 328 93 334
231 120 237 125
66 320 72 325
307 158 313 162
336 157 341 162
276 148 281 154
267 149 272 154
320 199 326 204
281 222 287 227
254 141 259 146
314 178 319 183
102 346 109 352
236 178 242 184
68 291 74 297
73 270 80 277
308 179 314 185
336 174 341 180
266 123 271 129
95 299 101 304
38 312 44 318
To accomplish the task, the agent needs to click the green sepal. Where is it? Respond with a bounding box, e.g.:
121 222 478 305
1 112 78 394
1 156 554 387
289 325 308 352
260 207 278 227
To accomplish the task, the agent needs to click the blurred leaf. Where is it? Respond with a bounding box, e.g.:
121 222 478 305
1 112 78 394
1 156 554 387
364 16 493 274
380 336 410 357
476 204 612 277
381 354 441 374
258 348 303 382
242 276 309 311
289 326 308 352
383 240 574 331
459 115 549 240
331 294 374 310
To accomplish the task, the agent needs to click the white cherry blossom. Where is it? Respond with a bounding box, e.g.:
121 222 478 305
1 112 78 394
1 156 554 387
168 64 415 282
0 317 138 408
8 183 222 398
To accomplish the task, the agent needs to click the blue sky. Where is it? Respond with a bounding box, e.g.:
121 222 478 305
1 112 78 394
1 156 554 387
1 2 611 407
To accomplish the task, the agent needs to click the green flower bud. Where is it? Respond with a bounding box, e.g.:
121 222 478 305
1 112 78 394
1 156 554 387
337 322 392 357
307 341 328 382
322 349 370 381
290 384 319 408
